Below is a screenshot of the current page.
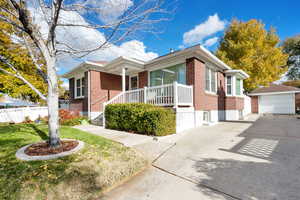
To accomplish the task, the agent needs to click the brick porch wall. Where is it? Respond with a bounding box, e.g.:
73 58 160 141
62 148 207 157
138 71 148 88
251 96 259 113
90 71 126 112
225 96 244 110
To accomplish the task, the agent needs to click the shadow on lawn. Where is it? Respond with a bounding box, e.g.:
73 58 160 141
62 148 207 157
0 124 104 200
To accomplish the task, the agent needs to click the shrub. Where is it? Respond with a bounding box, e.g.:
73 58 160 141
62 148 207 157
60 116 88 126
59 109 88 126
105 103 176 136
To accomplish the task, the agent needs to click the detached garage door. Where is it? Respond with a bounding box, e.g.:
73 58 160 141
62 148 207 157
259 94 295 114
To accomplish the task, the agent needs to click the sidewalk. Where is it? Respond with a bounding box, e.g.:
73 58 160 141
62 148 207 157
74 124 184 161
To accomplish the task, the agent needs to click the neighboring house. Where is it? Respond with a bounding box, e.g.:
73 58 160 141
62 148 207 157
0 93 36 108
249 84 300 114
63 45 249 132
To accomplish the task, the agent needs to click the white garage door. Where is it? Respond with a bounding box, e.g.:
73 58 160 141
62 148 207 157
259 94 295 114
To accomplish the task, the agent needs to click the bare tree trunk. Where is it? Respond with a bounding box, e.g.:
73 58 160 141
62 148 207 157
47 56 60 148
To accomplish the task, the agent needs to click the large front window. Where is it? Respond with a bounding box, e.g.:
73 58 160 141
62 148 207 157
150 63 186 86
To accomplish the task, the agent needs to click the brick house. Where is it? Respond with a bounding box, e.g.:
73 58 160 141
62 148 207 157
63 45 249 132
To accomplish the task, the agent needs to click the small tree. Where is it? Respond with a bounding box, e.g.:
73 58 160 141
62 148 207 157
0 0 170 147
282 35 300 80
216 19 288 92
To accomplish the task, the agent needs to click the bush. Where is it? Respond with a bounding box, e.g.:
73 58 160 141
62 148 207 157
60 116 88 126
59 109 88 126
105 103 176 136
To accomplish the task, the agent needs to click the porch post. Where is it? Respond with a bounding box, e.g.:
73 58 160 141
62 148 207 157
122 67 126 92
173 81 178 108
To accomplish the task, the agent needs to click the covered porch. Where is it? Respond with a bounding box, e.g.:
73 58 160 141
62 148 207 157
103 57 193 108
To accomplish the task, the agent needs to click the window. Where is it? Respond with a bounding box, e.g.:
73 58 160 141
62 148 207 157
75 77 85 98
236 78 242 95
211 70 216 93
205 66 217 93
130 76 138 90
150 64 186 86
226 76 232 95
203 111 210 123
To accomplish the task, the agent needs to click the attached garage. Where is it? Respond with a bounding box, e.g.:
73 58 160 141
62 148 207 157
249 84 300 115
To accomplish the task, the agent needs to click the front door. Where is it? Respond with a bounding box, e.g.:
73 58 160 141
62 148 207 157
130 76 138 90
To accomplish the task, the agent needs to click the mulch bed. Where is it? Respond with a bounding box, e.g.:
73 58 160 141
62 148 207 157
24 140 79 156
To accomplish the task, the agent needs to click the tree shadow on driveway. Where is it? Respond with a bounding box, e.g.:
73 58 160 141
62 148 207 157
193 115 300 200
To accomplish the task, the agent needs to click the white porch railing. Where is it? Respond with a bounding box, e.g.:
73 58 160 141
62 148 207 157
103 82 193 108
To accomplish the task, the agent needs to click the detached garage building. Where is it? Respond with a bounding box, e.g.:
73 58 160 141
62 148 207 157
249 84 300 114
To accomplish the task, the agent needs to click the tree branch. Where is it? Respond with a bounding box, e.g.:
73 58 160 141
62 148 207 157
22 34 48 83
0 56 47 101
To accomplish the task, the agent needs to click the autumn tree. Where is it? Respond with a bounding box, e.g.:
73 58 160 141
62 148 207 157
216 19 288 92
0 0 170 147
282 80 300 88
282 35 300 80
0 1 47 102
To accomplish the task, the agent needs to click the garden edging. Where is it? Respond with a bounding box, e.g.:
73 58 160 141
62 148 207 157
16 139 84 161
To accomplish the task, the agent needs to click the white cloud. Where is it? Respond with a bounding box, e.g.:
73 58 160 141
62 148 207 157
95 0 134 23
183 14 226 46
203 37 219 47
29 6 157 72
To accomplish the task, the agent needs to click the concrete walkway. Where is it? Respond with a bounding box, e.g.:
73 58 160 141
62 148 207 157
74 124 189 161
102 114 300 200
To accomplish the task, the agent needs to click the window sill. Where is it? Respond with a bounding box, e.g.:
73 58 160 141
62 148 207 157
205 91 217 96
75 96 85 99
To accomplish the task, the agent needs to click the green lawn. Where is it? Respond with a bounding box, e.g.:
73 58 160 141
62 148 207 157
0 123 147 200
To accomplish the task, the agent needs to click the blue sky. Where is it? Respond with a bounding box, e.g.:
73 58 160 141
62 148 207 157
141 0 300 55
55 0 300 79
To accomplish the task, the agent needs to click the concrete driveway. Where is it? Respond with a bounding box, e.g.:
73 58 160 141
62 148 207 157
103 115 300 200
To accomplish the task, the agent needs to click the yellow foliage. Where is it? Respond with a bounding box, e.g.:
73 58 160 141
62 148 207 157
216 19 288 92
0 0 47 102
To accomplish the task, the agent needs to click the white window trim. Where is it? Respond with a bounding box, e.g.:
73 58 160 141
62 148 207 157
226 75 244 97
129 75 139 90
75 75 85 99
235 78 243 97
205 66 218 94
225 75 233 96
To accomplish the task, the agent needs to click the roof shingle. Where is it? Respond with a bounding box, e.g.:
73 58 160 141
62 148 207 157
250 84 300 94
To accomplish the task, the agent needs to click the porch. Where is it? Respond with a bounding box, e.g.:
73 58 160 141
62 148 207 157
103 82 193 108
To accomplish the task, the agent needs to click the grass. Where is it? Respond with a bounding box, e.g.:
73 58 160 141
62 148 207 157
0 123 148 200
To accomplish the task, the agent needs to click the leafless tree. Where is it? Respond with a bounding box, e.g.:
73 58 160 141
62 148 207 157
0 0 171 147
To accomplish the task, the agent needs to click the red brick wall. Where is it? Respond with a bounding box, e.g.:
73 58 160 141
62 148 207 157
186 57 226 111
225 96 244 110
69 99 84 113
295 93 300 111
251 96 259 113
138 71 148 88
90 71 124 112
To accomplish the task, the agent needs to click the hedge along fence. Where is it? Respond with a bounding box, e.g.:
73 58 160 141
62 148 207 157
104 103 176 136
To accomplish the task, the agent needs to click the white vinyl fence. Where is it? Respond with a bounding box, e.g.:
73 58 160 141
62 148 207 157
0 107 48 123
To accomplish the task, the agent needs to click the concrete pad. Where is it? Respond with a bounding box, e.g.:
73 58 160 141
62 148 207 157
102 167 233 200
152 115 300 200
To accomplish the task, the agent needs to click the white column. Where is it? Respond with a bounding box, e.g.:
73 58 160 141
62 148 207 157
122 67 126 92
173 81 178 108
